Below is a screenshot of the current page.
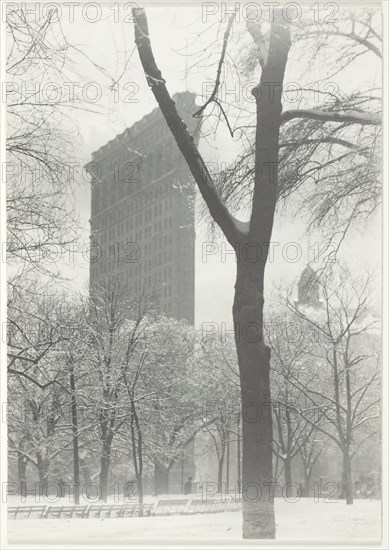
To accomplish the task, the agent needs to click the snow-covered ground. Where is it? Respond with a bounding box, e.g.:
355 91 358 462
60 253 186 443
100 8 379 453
7 498 381 543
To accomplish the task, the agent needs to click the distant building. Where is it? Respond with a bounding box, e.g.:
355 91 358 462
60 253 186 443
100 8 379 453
295 265 322 308
87 92 200 494
87 91 199 323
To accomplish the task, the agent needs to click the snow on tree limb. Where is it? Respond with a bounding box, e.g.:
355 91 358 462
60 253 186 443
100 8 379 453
249 23 291 239
246 9 268 69
132 7 242 247
280 109 381 126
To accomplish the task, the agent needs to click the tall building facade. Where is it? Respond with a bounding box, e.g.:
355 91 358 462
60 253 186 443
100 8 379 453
87 92 199 323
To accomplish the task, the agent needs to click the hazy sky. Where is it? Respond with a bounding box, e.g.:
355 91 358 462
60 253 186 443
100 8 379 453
52 4 381 327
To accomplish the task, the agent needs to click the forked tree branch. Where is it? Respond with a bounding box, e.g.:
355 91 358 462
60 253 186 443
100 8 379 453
302 29 381 59
8 368 59 390
193 10 237 119
132 8 242 247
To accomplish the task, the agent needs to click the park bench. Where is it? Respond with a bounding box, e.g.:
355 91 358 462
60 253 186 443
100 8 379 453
187 496 233 514
184 498 208 514
204 497 229 513
121 502 153 517
8 505 47 519
86 503 125 519
142 503 154 516
153 498 189 515
44 505 89 519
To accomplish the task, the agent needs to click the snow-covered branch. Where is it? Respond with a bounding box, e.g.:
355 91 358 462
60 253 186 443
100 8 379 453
246 11 268 69
280 109 381 126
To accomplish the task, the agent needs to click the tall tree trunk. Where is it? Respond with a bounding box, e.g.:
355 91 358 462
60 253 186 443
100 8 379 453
132 9 291 539
137 475 144 517
216 435 226 492
100 437 113 502
130 400 144 516
80 456 92 484
233 261 275 539
342 451 353 504
17 450 27 497
217 458 224 493
69 363 80 504
284 457 292 488
237 414 241 493
231 21 290 538
100 455 110 502
154 461 169 495
36 454 49 496
302 469 310 498
226 429 230 490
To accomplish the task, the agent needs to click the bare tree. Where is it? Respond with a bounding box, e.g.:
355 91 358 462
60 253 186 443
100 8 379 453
286 267 381 504
298 434 326 498
7 283 72 390
200 333 241 492
120 316 198 510
7 289 92 498
5 6 118 282
82 280 158 501
148 339 218 496
131 6 381 538
8 356 71 496
5 7 83 276
266 314 325 489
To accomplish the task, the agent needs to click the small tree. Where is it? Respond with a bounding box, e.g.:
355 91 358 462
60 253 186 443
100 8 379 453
200 333 241 492
286 267 381 504
266 313 325 489
145 322 218 495
120 316 197 509
7 288 92 498
82 280 158 501
5 7 82 276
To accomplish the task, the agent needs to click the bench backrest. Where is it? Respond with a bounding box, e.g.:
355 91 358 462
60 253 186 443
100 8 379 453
8 506 46 519
154 498 189 514
45 505 88 517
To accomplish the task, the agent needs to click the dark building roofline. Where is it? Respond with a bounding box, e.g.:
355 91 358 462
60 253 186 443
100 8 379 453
90 91 197 162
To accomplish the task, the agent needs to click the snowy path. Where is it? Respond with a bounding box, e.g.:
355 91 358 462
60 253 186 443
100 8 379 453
7 499 381 543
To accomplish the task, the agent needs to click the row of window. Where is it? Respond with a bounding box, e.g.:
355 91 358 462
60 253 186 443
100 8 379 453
92 183 176 230
89 237 176 267
92 165 179 215
92 267 174 298
95 216 175 246
91 248 175 276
